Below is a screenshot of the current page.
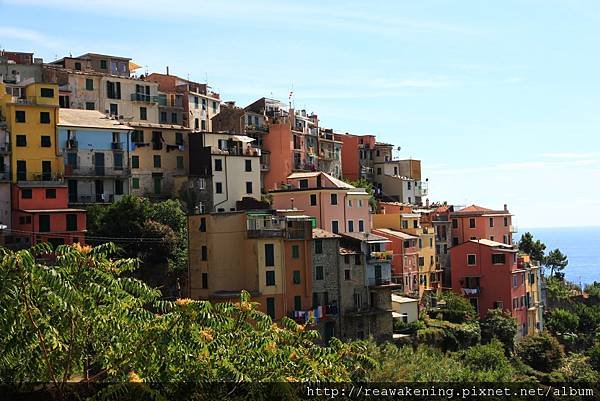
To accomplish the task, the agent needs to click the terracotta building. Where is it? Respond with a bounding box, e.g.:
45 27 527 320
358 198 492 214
451 204 516 246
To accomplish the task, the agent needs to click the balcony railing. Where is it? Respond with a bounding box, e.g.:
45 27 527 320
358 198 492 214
111 141 125 150
130 93 159 103
69 193 126 204
0 170 10 181
16 172 63 183
461 287 480 296
245 124 268 133
367 278 399 287
65 165 131 177
510 225 518 233
369 251 393 261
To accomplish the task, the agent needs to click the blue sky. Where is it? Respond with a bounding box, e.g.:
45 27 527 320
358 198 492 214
1 0 599 228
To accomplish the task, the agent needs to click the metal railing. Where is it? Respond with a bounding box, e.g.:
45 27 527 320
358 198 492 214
65 166 131 177
130 93 159 103
16 172 63 182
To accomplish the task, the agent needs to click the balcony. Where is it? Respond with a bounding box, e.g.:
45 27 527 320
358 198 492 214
17 172 64 184
510 225 518 233
111 142 125 150
130 93 159 103
65 139 78 150
369 250 393 261
64 165 131 177
368 278 402 289
245 124 268 133
415 182 428 197
246 217 286 238
69 193 125 204
461 287 480 296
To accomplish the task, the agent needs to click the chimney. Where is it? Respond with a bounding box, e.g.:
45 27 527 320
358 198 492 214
426 198 430 208
166 66 169 75
503 204 508 212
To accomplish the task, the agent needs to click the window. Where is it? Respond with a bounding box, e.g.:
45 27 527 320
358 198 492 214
266 297 275 319
45 189 56 199
266 271 275 286
315 240 323 254
171 113 178 124
310 194 317 206
294 295 301 311
292 245 300 259
355 255 361 265
344 269 351 280
41 136 51 147
343 255 350 264
85 102 95 110
348 199 352 207
202 272 208 289
74 62 81 71
194 118 199 130
348 220 354 232
160 112 167 123
106 81 121 99
16 135 27 147
39 215 51 232
132 178 140 189
489 217 494 227
175 132 184 145
315 266 324 280
86 79 94 90
132 130 144 143
358 220 364 232
402 220 408 229
139 107 147 120
115 179 124 195
214 159 223 171
299 179 308 189
100 59 108 69
151 131 162 150
201 246 207 261
40 112 50 124
212 101 217 113
199 218 206 232
413 220 418 228
418 257 424 266
21 189 32 199
19 215 32 225
15 110 26 123
202 98 207 110
293 270 301 284
513 275 518 288
503 235 508 244
452 219 458 229
109 103 118 116
265 244 275 266
504 217 508 227
113 153 123 169
40 88 54 98
418 239 422 248
153 176 162 194
131 156 139 169
330 194 337 205
429 238 433 247
176 156 184 170
153 155 161 168
201 120 206 131
452 237 459 246
331 220 339 234
467 254 477 265
245 181 253 194
241 159 252 172
469 218 476 228
377 168 381 175
66 214 77 231
492 253 506 264
215 182 223 194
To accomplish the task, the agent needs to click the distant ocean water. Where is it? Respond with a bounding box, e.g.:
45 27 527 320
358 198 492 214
516 227 600 286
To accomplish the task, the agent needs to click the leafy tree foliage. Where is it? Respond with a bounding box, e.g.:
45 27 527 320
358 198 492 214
0 244 372 399
480 308 518 353
518 232 546 263
554 353 599 383
437 291 477 323
588 342 600 372
459 339 514 378
345 178 377 209
544 248 568 278
516 331 565 372
545 308 580 335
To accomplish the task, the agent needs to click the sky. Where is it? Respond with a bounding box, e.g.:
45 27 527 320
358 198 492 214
1 0 599 228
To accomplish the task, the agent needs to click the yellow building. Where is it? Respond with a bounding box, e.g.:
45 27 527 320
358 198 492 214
372 212 439 298
520 254 543 335
2 82 62 182
129 122 190 199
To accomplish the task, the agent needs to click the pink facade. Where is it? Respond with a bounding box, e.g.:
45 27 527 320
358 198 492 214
451 205 513 246
450 240 526 328
263 123 294 190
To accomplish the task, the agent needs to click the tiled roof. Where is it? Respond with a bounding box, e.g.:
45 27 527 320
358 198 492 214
374 228 418 240
58 109 132 130
312 228 341 239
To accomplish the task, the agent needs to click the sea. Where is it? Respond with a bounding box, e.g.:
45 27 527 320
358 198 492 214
516 227 600 287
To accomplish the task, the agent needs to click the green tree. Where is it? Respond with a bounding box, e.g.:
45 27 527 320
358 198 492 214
588 342 600 372
480 308 518 353
544 248 568 278
438 291 477 323
516 331 565 372
459 339 514 379
345 178 377 209
545 308 580 335
555 353 599 383
0 244 370 400
518 232 546 263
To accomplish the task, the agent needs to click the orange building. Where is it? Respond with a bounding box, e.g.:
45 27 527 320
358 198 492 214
451 204 516 247
335 133 376 181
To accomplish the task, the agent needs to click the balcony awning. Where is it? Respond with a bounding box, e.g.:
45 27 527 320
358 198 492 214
232 135 256 143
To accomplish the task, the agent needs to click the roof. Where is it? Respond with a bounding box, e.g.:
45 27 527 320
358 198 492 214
392 294 419 304
20 208 86 213
312 228 341 239
452 204 510 216
286 171 355 189
468 239 517 250
128 122 190 130
457 205 493 213
342 232 391 243
58 109 133 130
78 52 131 61
374 228 418 240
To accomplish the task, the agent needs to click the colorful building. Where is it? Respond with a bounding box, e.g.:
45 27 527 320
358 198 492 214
372 228 419 295
451 204 516 246
336 133 376 181
450 239 542 337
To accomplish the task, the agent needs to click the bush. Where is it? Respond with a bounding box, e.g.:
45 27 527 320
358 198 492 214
460 339 514 380
516 331 565 372
545 308 580 334
394 319 425 334
480 308 517 352
588 342 600 372
554 353 599 383
438 291 477 323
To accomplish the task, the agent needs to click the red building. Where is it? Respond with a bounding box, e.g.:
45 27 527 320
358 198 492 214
373 228 419 295
450 239 529 334
336 133 376 181
450 204 515 247
11 184 86 248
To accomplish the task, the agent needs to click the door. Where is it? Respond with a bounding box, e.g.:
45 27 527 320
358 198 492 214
16 160 26 181
68 180 78 203
41 161 51 180
94 152 105 176
95 180 104 202
374 264 382 285
324 322 335 343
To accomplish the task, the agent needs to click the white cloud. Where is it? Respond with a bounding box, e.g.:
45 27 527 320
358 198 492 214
0 26 64 49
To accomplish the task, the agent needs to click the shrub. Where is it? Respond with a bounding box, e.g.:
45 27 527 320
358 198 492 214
545 308 580 334
588 342 600 372
555 353 599 383
480 308 518 352
438 291 477 323
460 339 514 380
516 331 565 372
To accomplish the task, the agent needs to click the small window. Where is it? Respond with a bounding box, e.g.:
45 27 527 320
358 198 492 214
331 220 339 234
202 272 208 289
469 218 476 228
16 135 27 147
266 297 275 319
265 244 275 266
160 112 167 123
358 220 364 232
199 217 207 232
310 194 317 206
293 270 301 284
175 132 184 145
266 271 276 286
131 156 139 169
245 159 252 172
489 217 494 227
315 266 324 280
201 246 207 261
294 295 302 310
452 219 458 229
215 182 223 194
201 120 206 131
85 102 95 110
15 110 26 123
355 254 361 265
214 159 223 171
330 193 337 205
153 155 161 168
74 62 81 71
40 112 50 124
504 217 508 227
212 100 218 112
66 214 77 231
344 269 351 280
315 240 323 254
40 88 54 98
299 179 308 189
86 79 94 90
377 168 382 175
41 136 51 147
45 189 56 199
292 245 300 259
21 189 32 199
132 178 140 189
115 179 124 195
140 107 147 120
467 254 476 265
348 220 354 233
100 59 108 69
245 181 253 194
177 156 184 169
492 254 506 264
348 199 352 207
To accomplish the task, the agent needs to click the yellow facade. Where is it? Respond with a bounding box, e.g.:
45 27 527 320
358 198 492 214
3 83 62 182
520 254 543 335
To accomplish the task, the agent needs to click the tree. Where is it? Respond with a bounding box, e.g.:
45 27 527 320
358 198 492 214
555 353 599 383
588 342 600 372
545 308 580 335
345 178 377 210
516 331 565 372
459 339 514 379
438 291 477 323
518 232 546 263
480 309 518 353
0 244 370 400
544 248 568 278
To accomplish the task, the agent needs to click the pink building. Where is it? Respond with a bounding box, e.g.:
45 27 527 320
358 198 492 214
270 171 371 235
451 204 515 247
